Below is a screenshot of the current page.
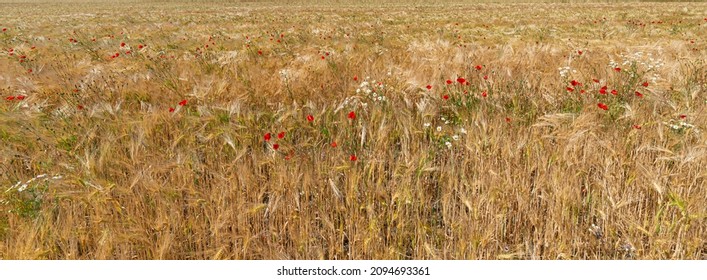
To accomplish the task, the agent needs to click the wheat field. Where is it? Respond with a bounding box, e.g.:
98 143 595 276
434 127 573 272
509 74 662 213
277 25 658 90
0 1 705 260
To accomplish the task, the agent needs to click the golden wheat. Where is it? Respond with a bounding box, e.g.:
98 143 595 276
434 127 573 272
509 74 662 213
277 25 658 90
0 2 705 259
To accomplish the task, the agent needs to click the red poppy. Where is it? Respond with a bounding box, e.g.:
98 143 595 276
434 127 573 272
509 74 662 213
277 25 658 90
614 67 621 72
264 133 271 141
456 77 466 84
321 56 325 60
306 115 314 122
179 99 187 106
597 103 609 110
138 45 144 49
257 50 263 55
353 75 358 81
475 65 482 70
505 117 511 123
593 78 600 83
5 96 15 101
446 79 452 85
577 50 583 55
599 86 607 95
27 69 32 73
570 80 579 86
350 154 357 161
278 132 285 139
273 143 279 150
120 42 126 47
348 111 356 120
566 87 574 92
169 107 175 112
611 89 618 95
426 84 432 90
442 94 449 100
483 75 488 80
642 81 649 87
633 125 641 129
16 95 25 100
1 28 5 32
679 114 687 119
481 91 487 97
77 105 84 110
331 141 337 148
635 91 643 97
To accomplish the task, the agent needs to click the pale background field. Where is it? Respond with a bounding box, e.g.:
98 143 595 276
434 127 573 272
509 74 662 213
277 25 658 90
0 1 705 259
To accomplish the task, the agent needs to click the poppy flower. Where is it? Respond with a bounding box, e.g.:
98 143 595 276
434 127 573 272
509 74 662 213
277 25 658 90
505 117 511 123
597 103 609 110
566 87 574 92
593 78 600 83
277 132 285 139
481 91 488 97
77 105 84 110
273 143 279 150
5 96 15 101
348 111 356 120
179 99 187 106
353 75 358 81
120 42 126 47
426 84 432 90
679 114 687 119
138 45 144 49
306 115 314 122
264 133 271 141
456 77 466 84
614 67 621 72
16 95 25 100
257 50 263 55
577 50 583 55
570 80 579 86
331 141 337 148
475 65 482 70
633 125 641 129
1 28 5 32
642 81 649 87
599 86 607 95
483 75 488 80
446 79 452 85
169 107 175 112
635 91 643 97
443 94 449 100
350 154 357 161
611 89 618 95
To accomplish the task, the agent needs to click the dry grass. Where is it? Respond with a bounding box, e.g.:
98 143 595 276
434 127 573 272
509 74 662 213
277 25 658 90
0 2 705 259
